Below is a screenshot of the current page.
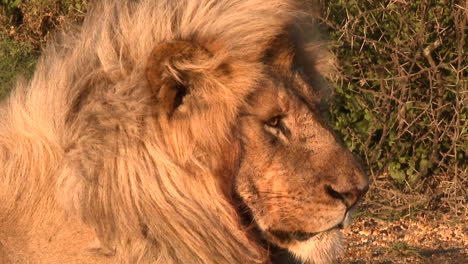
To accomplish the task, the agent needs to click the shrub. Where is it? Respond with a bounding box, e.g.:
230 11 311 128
318 0 466 214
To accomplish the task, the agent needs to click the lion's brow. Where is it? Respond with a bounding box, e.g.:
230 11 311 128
239 113 256 118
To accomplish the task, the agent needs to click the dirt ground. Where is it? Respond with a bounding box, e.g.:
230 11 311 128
339 213 467 264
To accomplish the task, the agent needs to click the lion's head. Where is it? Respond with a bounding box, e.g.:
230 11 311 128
141 34 368 263
235 61 368 264
0 0 367 263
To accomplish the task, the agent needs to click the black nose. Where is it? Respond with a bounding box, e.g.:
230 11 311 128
325 184 368 208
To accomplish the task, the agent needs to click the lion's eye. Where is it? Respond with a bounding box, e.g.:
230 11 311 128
264 115 290 143
266 116 282 128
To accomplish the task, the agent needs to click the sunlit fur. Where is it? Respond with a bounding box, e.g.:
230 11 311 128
0 1 365 263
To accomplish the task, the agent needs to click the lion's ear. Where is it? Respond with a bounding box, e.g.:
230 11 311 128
264 26 314 73
146 41 211 115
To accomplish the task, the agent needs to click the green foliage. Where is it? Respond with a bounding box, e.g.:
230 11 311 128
388 241 421 258
0 0 87 99
1 0 20 8
1 0 22 25
0 34 38 99
321 0 467 191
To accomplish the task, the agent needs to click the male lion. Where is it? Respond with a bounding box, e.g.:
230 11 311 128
0 0 368 263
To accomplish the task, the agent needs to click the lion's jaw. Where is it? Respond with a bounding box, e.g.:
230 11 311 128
288 229 344 264
285 209 356 264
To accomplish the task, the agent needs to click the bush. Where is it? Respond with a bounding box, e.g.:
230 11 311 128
318 0 466 214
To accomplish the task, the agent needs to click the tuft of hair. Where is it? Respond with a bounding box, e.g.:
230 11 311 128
289 231 344 264
0 0 333 263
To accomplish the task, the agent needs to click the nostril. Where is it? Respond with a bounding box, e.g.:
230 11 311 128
326 185 343 200
341 192 356 204
325 185 361 208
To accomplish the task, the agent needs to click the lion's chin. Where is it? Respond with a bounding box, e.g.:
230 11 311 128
286 229 344 264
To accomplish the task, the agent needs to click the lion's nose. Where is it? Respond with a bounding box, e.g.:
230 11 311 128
325 184 368 208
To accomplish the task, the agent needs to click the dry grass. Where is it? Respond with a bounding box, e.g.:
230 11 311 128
1 0 87 47
0 0 87 97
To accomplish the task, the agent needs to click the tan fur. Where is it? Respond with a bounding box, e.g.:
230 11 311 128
0 1 367 263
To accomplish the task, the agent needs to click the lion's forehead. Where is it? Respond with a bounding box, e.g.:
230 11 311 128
245 73 318 113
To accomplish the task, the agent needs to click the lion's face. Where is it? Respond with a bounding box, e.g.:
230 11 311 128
235 70 368 262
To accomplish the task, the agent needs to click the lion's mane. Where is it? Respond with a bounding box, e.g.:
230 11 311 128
0 0 333 263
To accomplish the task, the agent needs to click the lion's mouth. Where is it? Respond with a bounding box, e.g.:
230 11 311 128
268 229 318 242
267 223 344 243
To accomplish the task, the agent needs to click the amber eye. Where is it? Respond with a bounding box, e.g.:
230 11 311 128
266 116 282 127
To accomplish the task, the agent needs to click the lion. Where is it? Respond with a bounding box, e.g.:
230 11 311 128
0 0 368 263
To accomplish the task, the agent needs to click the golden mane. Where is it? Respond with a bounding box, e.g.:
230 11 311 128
0 0 336 263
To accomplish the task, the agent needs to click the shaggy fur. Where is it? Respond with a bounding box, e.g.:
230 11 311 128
0 0 367 263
